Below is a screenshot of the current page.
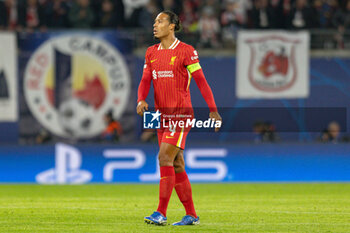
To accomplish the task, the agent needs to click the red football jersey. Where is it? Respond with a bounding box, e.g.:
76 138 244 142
140 38 199 116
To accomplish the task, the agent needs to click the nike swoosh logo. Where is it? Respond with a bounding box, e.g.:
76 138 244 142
166 136 174 139
151 59 157 63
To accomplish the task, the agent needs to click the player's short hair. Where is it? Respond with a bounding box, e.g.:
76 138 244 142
161 10 182 32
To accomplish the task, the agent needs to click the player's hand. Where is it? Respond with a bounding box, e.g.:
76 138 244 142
209 111 222 132
136 100 148 117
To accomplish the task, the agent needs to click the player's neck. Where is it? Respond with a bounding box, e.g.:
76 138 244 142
160 35 176 50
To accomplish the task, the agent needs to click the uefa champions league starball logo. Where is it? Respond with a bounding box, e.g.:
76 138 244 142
24 35 130 138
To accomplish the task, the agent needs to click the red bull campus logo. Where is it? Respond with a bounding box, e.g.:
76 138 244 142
24 35 130 138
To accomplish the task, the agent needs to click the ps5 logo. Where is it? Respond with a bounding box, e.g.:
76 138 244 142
36 143 92 184
36 144 229 183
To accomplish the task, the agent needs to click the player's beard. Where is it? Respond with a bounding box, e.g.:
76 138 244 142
153 30 170 40
153 34 161 40
153 31 167 40
153 30 160 40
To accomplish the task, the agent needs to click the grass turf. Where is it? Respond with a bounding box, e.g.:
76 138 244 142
0 184 349 232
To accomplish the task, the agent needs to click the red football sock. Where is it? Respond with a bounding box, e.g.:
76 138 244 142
157 166 175 217
174 171 197 218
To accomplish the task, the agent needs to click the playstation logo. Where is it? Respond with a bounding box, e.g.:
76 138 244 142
36 143 92 184
143 110 161 129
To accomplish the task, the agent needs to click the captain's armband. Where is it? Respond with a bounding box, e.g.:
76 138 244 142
187 62 201 74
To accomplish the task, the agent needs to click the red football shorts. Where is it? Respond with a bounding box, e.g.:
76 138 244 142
157 124 190 150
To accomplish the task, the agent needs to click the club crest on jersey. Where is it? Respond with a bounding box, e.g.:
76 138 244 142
169 56 177 65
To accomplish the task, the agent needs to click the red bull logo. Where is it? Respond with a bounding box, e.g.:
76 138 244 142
258 49 289 78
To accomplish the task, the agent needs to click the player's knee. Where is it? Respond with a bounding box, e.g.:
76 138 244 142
174 152 185 173
158 143 180 167
158 153 173 167
174 161 185 173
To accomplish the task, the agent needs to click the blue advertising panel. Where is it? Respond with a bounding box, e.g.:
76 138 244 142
2 50 350 143
0 143 349 183
135 57 350 142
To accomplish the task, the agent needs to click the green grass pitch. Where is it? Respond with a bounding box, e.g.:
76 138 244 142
0 184 349 232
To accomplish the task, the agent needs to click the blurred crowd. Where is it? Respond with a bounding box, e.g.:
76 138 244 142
251 120 350 144
317 121 350 143
1 0 350 42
